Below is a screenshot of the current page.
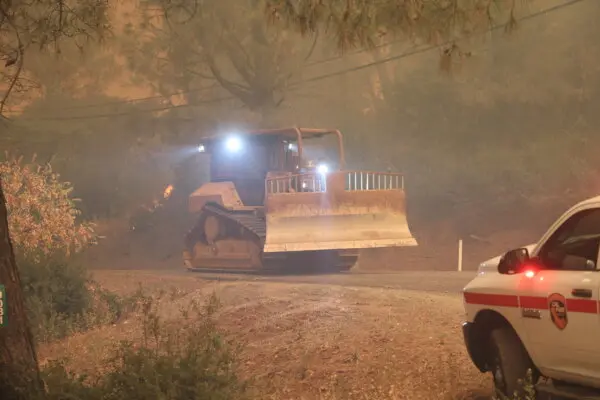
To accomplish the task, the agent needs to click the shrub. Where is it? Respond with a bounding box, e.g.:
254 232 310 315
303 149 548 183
493 369 537 400
0 154 109 341
0 153 96 258
18 256 148 342
20 257 91 316
40 292 250 400
20 257 90 341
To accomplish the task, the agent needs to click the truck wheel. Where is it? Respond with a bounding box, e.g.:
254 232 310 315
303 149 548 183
489 327 537 398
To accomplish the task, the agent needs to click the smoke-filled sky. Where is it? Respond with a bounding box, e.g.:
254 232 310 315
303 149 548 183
4 0 599 230
10 0 598 117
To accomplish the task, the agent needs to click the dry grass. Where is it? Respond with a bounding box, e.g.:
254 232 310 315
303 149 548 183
38 272 491 400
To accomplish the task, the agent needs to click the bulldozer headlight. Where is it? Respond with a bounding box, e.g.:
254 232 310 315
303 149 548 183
197 144 205 153
317 163 329 174
225 136 242 152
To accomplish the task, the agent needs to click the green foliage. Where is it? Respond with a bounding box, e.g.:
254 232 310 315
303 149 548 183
18 256 133 342
17 252 148 343
493 369 537 400
21 256 90 318
39 293 250 400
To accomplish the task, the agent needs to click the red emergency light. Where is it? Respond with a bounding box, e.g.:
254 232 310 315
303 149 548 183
524 269 536 278
522 263 540 278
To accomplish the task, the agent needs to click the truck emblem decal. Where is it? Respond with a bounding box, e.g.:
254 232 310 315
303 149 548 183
548 293 568 330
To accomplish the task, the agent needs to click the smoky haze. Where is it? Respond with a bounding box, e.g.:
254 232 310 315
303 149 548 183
2 0 599 270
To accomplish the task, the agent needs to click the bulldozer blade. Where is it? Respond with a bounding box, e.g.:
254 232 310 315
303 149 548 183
264 172 417 253
264 212 417 252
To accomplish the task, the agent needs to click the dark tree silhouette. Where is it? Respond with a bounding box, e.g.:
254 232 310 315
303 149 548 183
0 179 43 399
0 0 109 396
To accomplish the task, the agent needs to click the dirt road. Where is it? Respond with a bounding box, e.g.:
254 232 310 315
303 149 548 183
91 269 476 295
53 269 492 399
190 270 476 293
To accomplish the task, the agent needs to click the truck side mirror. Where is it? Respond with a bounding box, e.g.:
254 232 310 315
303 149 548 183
498 248 530 275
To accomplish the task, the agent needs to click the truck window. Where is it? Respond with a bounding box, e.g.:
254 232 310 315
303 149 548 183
538 208 600 270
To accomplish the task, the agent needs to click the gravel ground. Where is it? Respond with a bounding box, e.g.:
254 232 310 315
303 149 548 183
38 270 492 400
91 269 478 294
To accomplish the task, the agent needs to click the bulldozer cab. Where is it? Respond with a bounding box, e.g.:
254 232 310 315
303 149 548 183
196 128 345 204
198 128 344 173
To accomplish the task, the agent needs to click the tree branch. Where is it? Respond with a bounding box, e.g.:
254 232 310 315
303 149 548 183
203 52 254 106
264 0 520 51
0 5 25 116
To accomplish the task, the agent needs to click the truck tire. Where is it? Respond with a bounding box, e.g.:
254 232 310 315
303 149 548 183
489 327 536 398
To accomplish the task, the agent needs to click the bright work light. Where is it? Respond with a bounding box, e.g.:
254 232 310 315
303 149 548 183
225 136 242 152
317 163 329 174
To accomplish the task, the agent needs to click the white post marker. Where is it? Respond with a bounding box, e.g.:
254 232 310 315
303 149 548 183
458 239 463 272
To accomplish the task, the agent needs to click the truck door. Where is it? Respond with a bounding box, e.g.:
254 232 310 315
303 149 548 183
519 206 600 385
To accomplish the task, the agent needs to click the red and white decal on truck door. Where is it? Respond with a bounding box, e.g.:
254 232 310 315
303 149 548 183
464 292 599 315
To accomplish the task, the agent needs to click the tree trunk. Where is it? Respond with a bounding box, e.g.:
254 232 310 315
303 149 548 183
0 178 44 399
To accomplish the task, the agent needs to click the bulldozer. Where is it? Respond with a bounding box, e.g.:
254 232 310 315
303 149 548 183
183 127 417 273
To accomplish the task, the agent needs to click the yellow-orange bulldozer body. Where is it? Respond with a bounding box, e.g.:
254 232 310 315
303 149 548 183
183 127 417 273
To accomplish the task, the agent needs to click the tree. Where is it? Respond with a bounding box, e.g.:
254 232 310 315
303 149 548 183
0 178 43 399
0 0 110 114
123 0 318 123
0 0 109 397
264 0 520 54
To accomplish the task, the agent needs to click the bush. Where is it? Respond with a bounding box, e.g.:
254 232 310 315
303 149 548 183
20 257 87 342
0 154 111 341
21 257 90 315
40 292 250 400
19 255 147 342
19 256 134 342
0 153 96 258
493 369 537 400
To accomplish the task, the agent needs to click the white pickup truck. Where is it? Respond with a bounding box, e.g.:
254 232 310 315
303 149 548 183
462 195 600 399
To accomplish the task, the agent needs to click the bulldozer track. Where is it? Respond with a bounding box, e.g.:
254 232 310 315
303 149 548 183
203 204 266 243
186 204 358 273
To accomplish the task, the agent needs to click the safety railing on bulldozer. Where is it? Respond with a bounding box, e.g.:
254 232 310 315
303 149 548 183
345 171 404 191
266 173 326 194
266 171 404 194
